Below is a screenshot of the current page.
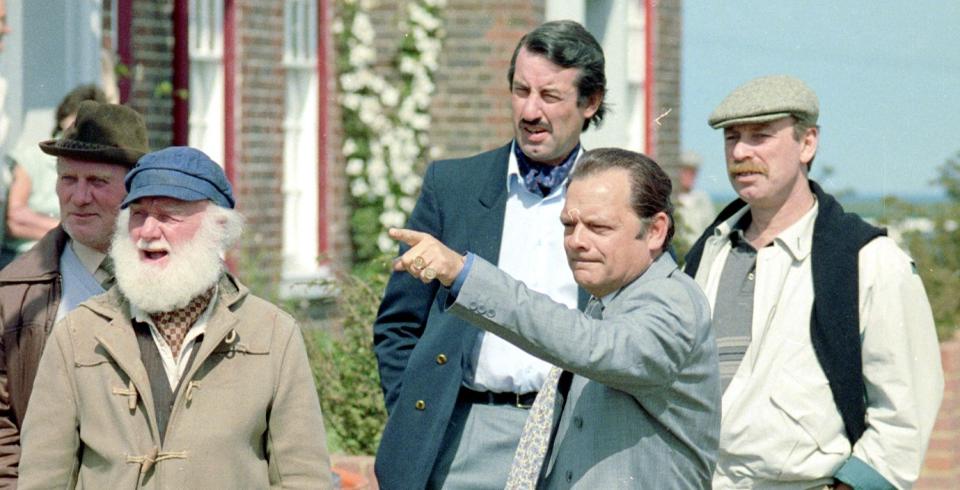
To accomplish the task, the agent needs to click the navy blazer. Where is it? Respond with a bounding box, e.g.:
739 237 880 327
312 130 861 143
373 143 587 489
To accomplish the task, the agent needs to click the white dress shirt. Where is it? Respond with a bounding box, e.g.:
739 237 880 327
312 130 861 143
465 144 580 394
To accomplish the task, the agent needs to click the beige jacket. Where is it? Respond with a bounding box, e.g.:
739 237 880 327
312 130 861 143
17 274 332 489
695 204 943 489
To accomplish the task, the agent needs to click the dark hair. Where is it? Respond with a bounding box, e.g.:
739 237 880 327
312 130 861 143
54 84 107 137
507 20 607 132
568 148 675 250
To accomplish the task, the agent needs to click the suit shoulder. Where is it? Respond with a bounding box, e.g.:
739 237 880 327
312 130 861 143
427 144 511 176
620 266 711 323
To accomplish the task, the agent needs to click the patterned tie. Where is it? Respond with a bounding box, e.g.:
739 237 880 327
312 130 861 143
150 288 215 359
98 256 116 291
504 297 603 489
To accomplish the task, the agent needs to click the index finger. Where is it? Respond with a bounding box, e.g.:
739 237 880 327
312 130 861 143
389 227 431 247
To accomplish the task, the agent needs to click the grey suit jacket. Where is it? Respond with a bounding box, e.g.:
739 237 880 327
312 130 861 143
449 252 720 489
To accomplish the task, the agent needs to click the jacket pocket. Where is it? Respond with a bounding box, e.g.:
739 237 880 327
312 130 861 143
769 366 850 475
74 345 115 367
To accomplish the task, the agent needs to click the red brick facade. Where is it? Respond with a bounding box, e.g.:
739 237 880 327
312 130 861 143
917 331 960 488
230 1 287 277
97 0 684 280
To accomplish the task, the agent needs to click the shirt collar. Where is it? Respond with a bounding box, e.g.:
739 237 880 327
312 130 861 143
506 140 583 196
713 199 818 261
773 198 818 261
69 239 107 276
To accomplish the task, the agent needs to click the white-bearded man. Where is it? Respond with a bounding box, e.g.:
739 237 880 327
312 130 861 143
17 147 333 489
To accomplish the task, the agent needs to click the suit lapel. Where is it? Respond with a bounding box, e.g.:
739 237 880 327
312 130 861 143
468 144 511 265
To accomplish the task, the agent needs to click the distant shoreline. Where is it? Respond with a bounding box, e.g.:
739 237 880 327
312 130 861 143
706 191 947 205
702 191 949 221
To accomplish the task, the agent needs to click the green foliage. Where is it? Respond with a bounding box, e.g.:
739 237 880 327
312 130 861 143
306 258 392 455
886 152 960 340
671 210 694 266
336 0 445 266
350 206 385 267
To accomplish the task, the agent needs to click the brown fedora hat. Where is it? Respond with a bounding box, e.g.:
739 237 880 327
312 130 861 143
39 100 149 167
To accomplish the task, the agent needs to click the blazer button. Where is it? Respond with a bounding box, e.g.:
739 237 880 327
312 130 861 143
573 415 583 429
436 354 448 365
415 400 426 410
565 470 573 482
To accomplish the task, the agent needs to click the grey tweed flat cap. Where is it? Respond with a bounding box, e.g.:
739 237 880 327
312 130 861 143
708 75 819 129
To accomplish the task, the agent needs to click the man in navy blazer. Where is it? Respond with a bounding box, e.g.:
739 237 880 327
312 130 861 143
374 20 607 489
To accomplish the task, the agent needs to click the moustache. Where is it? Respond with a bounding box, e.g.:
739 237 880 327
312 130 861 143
520 118 550 132
137 239 171 253
728 161 768 177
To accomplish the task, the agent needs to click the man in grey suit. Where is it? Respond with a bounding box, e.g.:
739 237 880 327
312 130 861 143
391 148 720 488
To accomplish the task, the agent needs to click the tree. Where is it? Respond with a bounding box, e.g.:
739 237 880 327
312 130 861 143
895 151 960 339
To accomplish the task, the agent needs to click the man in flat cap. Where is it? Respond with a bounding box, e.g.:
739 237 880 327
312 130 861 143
0 101 148 485
684 74 943 488
17 147 332 488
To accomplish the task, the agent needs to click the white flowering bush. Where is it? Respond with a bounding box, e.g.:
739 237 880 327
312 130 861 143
335 0 446 264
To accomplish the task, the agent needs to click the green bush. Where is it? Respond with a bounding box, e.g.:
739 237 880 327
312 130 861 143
890 152 960 340
306 258 392 455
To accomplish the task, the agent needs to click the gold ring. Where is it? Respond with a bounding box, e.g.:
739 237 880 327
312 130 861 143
414 256 426 269
423 267 437 281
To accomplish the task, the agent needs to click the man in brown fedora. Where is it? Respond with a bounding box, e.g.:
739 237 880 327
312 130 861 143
0 100 149 485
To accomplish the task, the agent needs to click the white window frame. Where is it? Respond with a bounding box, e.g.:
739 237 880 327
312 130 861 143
188 0 225 168
280 0 325 297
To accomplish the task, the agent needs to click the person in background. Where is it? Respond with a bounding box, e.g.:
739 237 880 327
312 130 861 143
0 101 148 485
2 85 108 266
675 150 715 247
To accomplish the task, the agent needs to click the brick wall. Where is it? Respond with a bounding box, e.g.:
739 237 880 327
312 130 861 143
916 331 960 488
111 1 353 281
127 0 177 151
429 0 545 160
361 1 544 167
230 1 286 281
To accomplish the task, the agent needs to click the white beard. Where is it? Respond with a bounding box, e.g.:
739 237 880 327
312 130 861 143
110 209 225 313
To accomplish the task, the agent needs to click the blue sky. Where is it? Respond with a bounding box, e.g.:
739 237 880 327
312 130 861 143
681 1 960 201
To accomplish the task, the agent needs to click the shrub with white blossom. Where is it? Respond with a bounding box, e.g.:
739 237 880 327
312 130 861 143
335 0 445 264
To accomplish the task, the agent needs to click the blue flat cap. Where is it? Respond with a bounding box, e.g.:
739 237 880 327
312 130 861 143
121 146 235 209
708 75 819 129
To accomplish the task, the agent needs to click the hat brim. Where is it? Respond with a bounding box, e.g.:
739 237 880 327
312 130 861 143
120 183 215 209
39 139 145 167
708 111 796 129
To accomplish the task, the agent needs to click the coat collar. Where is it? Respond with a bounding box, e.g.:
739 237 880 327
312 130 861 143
83 273 250 375
477 142 512 209
604 251 678 311
710 199 818 262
